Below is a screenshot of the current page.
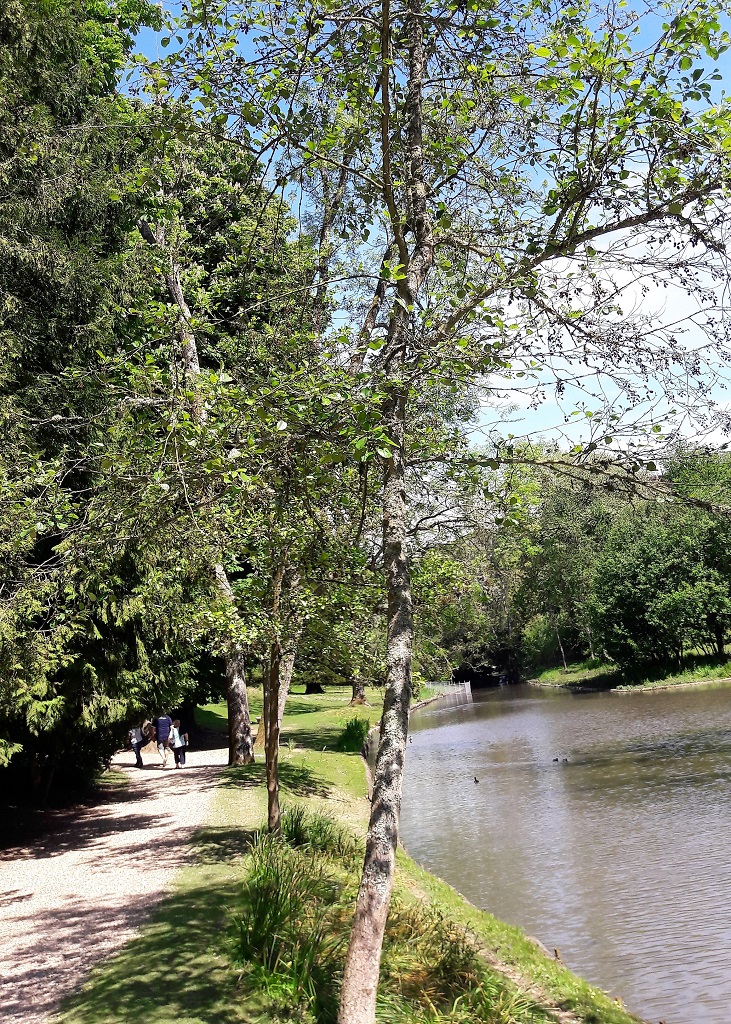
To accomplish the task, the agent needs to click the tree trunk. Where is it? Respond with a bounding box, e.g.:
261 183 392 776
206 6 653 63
213 564 256 765
339 0 431 1018
555 623 568 671
264 639 283 833
338 395 412 1024
255 639 298 750
712 619 725 658
140 220 256 769
350 678 367 705
226 647 255 765
254 657 269 753
305 680 325 694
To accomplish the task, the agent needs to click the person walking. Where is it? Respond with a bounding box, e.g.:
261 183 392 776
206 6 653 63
128 722 146 769
154 712 173 768
170 720 189 769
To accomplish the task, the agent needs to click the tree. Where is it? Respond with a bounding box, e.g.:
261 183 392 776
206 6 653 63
590 503 731 668
0 0 176 793
143 0 731 1015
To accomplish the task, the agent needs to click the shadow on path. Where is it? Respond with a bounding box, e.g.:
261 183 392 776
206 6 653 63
58 876 247 1024
0 743 230 1024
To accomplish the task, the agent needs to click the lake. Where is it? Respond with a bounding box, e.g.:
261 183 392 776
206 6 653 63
401 683 731 1024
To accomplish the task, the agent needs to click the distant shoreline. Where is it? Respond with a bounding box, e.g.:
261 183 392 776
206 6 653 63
527 675 731 695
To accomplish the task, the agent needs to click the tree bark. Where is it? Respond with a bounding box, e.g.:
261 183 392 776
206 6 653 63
712 618 725 658
555 623 568 671
225 646 255 765
214 564 255 765
350 678 367 704
254 634 299 750
338 0 432 1019
264 639 283 833
338 390 412 1024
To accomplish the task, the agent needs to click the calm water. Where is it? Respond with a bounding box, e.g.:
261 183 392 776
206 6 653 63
401 684 731 1024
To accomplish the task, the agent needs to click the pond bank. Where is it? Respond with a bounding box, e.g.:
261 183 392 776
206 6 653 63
528 656 731 693
530 675 731 694
57 686 644 1024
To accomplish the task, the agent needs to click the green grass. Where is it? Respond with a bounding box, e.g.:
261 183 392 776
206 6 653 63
398 856 640 1024
616 655 731 690
532 660 617 688
95 767 130 792
59 686 643 1024
533 653 731 692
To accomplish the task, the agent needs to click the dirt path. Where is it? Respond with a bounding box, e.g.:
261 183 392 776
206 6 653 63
0 742 228 1024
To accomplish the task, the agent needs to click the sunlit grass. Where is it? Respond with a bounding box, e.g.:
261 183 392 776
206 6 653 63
535 653 731 691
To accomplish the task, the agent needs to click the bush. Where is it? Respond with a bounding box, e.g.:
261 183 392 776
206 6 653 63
335 715 370 752
521 615 564 674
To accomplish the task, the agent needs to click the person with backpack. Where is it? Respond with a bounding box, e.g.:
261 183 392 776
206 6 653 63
128 721 146 769
154 712 174 768
170 720 189 768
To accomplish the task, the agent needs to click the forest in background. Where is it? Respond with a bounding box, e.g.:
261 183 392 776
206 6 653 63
3 0 731 1018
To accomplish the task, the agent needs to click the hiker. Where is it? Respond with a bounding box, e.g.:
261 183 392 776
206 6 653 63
170 720 189 769
154 712 173 768
128 722 146 769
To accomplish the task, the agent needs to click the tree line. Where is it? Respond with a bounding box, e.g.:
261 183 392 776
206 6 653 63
2 0 731 1020
419 450 731 681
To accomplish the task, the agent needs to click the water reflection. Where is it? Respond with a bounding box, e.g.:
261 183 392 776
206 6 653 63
401 684 731 1024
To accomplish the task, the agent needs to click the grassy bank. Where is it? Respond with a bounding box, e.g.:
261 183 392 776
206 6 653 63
58 687 643 1024
531 654 731 692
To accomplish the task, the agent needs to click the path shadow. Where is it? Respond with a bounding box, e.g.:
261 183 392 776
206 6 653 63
53 875 247 1024
191 826 258 864
219 759 331 799
1 754 227 861
0 805 160 861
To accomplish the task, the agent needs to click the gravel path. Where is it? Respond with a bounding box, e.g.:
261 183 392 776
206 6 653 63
0 741 229 1024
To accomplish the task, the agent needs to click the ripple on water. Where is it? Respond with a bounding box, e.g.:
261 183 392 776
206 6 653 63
401 684 731 1024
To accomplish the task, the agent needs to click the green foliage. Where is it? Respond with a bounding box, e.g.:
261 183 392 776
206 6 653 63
589 505 731 670
512 451 731 676
334 716 371 753
234 813 541 1024
521 615 566 673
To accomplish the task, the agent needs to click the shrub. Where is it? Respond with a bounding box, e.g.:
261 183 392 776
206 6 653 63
335 715 370 752
234 834 344 1020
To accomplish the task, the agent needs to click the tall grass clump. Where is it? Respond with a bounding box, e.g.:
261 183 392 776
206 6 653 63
233 813 546 1024
335 715 370 752
234 834 346 1021
380 901 544 1024
281 805 362 865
